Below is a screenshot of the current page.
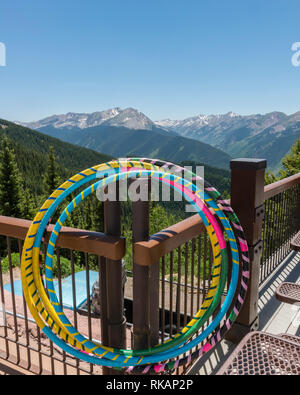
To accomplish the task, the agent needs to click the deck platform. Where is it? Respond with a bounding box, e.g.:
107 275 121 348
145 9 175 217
189 250 300 375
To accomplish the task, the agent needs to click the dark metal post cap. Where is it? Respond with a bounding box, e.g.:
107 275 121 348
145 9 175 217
230 158 267 170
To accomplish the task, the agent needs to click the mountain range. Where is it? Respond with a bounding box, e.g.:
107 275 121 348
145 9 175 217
21 108 231 169
20 107 300 171
156 111 300 171
0 119 230 197
22 107 158 132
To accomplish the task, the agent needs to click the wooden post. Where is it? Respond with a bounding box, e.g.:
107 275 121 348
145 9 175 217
132 179 160 351
226 158 267 343
100 185 126 375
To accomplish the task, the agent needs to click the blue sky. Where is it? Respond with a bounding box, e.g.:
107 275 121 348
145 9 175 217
0 0 300 122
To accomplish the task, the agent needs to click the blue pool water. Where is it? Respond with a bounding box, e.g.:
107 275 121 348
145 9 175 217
4 270 98 310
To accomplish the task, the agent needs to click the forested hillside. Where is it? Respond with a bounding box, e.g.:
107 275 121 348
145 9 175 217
0 119 112 194
36 124 232 169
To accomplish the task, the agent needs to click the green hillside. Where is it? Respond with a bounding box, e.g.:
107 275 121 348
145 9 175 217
227 123 300 173
0 119 112 194
0 120 231 197
167 114 300 172
38 124 232 169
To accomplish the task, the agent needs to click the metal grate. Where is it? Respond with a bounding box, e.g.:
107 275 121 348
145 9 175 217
275 282 300 305
280 334 300 345
217 332 300 375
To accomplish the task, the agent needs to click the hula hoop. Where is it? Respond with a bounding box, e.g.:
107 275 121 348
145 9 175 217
42 171 227 358
21 162 241 372
126 158 250 373
21 159 248 373
23 166 230 363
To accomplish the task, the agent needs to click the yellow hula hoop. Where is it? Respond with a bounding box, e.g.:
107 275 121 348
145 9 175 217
21 160 231 366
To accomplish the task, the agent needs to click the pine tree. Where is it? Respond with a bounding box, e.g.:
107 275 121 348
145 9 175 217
0 135 24 218
265 170 278 185
70 193 84 229
280 138 300 178
91 195 104 232
22 187 36 219
83 197 94 230
43 146 61 197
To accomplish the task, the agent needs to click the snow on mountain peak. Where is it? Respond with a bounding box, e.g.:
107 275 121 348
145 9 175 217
21 107 156 131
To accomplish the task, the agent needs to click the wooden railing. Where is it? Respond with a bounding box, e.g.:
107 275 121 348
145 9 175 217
0 162 299 375
0 216 125 259
0 216 126 375
261 173 300 283
131 162 300 350
264 173 300 200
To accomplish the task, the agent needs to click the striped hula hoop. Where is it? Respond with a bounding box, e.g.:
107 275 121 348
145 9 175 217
21 159 248 373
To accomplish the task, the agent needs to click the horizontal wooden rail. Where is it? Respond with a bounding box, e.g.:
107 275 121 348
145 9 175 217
134 213 206 266
0 216 125 260
134 172 300 267
264 173 300 200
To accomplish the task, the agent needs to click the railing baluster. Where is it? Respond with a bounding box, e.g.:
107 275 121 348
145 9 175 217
190 238 195 321
184 242 188 328
0 239 9 359
161 256 165 343
70 249 80 375
169 251 174 339
36 326 43 374
196 235 201 311
56 248 67 375
18 239 31 370
176 246 182 334
7 236 20 364
84 252 93 374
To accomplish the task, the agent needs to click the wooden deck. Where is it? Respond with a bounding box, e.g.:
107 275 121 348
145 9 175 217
259 251 300 336
1 251 299 375
189 250 300 375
